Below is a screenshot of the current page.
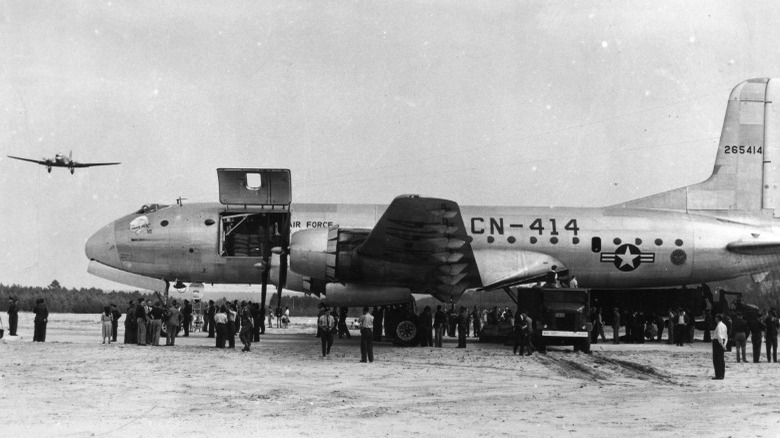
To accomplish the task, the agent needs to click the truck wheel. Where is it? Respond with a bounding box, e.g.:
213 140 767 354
392 319 419 347
579 337 591 354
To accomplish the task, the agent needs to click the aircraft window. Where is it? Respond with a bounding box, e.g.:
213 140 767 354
245 173 263 190
134 204 169 214
572 237 580 245
655 238 663 246
487 236 495 244
591 237 601 253
530 236 537 244
635 238 643 245
550 237 559 244
613 238 622 245
160 220 169 227
204 219 215 226
675 239 684 246
507 236 516 244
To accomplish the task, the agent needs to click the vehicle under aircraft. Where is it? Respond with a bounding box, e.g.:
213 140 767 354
7 151 120 174
85 78 780 344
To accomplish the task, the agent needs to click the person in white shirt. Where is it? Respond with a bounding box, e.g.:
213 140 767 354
357 307 374 363
712 314 728 380
318 309 335 357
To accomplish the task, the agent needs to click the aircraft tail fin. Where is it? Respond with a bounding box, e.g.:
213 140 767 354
615 78 780 214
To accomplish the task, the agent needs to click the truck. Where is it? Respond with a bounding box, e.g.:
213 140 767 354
521 287 592 353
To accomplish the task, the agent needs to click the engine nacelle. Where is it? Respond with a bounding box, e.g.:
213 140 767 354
289 226 370 282
323 283 412 308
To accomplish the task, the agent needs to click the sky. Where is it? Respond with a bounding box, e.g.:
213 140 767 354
2 1 780 290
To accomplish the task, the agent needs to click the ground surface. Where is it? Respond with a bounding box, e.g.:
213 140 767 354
1 313 779 437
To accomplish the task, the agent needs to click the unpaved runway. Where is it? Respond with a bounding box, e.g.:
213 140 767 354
1 313 779 437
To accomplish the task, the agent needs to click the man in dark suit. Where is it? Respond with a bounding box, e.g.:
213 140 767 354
33 298 49 342
110 304 122 342
7 297 18 336
182 300 193 337
206 300 216 338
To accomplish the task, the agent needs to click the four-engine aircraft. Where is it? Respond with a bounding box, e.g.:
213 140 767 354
7 151 120 174
85 78 780 343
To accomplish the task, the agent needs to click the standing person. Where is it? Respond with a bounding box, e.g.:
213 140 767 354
447 305 457 337
124 300 137 344
749 314 766 363
457 306 468 348
100 306 113 344
7 297 18 337
282 306 290 328
182 300 192 337
712 314 727 380
419 306 433 347
524 312 535 354
206 300 216 338
654 313 665 342
135 298 148 346
372 306 384 341
675 308 689 346
110 304 122 343
318 308 335 357
731 312 749 363
267 306 274 330
149 302 165 346
144 300 153 344
251 303 262 342
226 304 237 348
337 307 352 339
611 307 621 344
471 306 481 337
764 309 779 363
239 303 254 352
166 300 181 346
667 308 676 345
214 306 227 348
33 298 49 342
513 310 528 355
358 307 374 362
434 305 446 348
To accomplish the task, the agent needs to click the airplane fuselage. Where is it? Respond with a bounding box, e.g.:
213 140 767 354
85 201 780 290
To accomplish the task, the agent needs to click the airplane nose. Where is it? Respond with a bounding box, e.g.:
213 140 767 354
85 223 120 267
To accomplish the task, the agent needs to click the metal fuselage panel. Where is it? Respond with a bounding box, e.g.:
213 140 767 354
101 202 780 289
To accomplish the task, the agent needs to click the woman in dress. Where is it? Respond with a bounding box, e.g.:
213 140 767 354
101 306 113 344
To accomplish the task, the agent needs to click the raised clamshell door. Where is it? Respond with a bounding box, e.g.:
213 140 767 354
217 168 291 208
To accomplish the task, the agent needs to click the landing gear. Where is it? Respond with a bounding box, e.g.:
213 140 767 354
47 167 52 173
384 303 419 347
70 168 74 174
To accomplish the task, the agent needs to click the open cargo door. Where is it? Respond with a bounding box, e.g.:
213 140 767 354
217 168 291 209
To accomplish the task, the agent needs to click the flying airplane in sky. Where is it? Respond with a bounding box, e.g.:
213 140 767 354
85 78 780 344
7 151 120 174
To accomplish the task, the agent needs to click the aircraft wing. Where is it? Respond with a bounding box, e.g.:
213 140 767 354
357 195 482 301
7 155 48 165
71 161 121 168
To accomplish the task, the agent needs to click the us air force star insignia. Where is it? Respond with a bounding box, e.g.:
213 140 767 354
600 243 655 272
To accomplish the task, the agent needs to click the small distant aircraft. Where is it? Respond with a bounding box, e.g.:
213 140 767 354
6 151 120 174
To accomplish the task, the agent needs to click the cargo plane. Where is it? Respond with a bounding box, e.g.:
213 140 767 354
85 78 780 343
7 151 120 174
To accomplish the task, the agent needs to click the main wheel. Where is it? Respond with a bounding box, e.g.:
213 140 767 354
393 319 419 346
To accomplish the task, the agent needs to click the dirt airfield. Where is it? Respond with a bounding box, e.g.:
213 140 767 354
1 313 779 437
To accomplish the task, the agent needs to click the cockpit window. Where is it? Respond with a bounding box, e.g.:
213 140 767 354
134 204 169 214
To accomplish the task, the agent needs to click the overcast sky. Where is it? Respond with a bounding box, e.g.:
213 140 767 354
2 1 780 290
